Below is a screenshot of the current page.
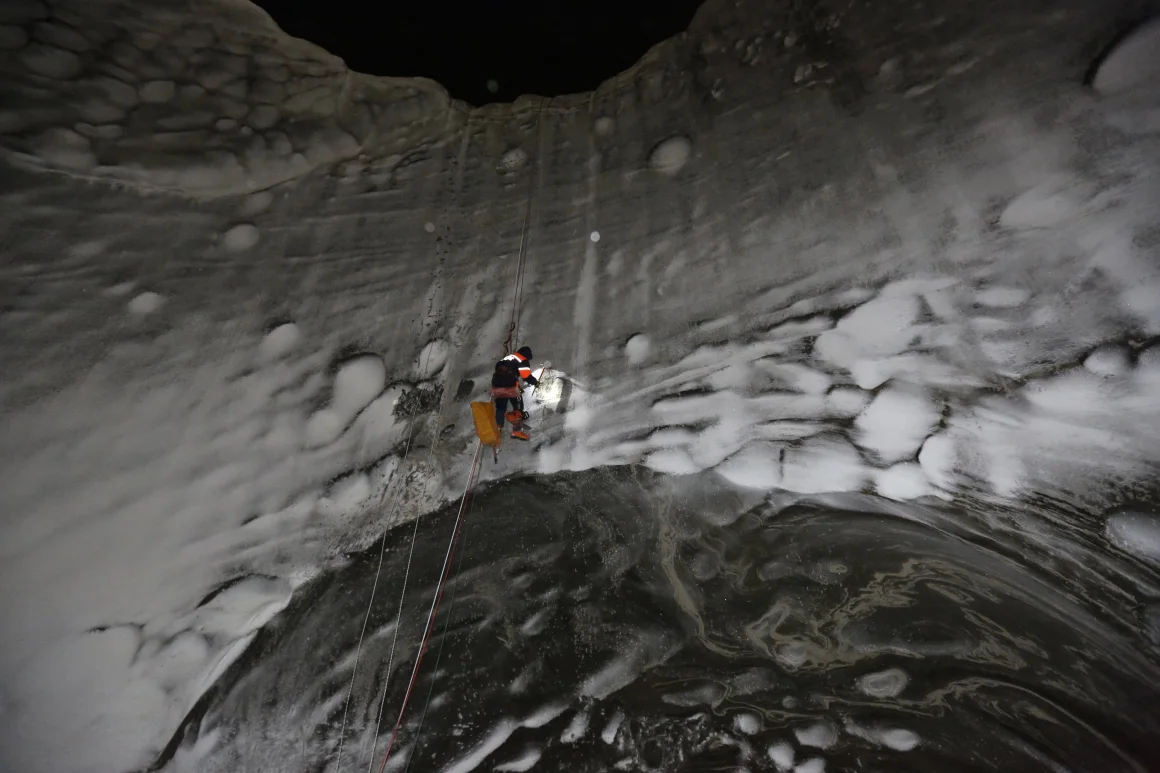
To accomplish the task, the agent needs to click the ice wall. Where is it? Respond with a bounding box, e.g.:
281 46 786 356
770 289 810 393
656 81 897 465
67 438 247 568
1 1 1159 772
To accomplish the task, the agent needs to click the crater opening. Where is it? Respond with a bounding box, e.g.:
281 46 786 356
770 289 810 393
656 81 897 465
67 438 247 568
251 0 705 106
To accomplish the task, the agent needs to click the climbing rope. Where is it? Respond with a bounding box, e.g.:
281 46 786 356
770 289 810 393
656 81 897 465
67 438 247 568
375 441 484 773
360 97 544 773
504 96 547 354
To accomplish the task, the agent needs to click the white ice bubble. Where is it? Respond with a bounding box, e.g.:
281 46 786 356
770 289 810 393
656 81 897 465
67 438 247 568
878 728 920 751
856 667 909 698
1091 17 1160 96
648 135 692 175
733 712 761 735
855 385 941 464
1106 512 1160 566
590 230 600 242
223 223 260 252
1084 344 1131 377
424 221 435 233
874 463 933 501
127 291 164 315
794 721 837 749
259 322 301 360
794 758 826 773
767 742 795 771
415 339 450 379
624 333 651 364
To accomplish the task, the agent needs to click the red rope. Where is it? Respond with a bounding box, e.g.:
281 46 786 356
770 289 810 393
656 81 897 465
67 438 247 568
375 442 483 773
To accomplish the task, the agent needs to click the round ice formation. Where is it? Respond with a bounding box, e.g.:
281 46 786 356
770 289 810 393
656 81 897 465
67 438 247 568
856 667 909 697
1091 17 1160 96
498 147 527 173
624 333 650 364
415 338 450 379
733 712 760 735
238 190 273 216
21 42 83 79
767 742 795 771
875 463 932 501
223 223 260 252
594 116 614 135
590 231 600 242
794 721 837 749
424 221 435 233
1084 344 1131 376
127 291 164 314
648 135 692 175
260 322 301 360
1105 511 1160 566
794 758 826 773
140 80 176 104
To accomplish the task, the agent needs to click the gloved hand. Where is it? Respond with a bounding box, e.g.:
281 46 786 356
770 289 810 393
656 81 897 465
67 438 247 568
525 375 539 388
520 410 530 420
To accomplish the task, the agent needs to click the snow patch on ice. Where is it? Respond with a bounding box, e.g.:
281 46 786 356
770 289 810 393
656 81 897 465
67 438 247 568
444 719 518 773
794 757 826 773
733 711 761 735
874 463 933 500
601 711 625 744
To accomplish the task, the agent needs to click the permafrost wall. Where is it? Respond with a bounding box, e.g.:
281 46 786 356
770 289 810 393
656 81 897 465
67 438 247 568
2 0 1160 771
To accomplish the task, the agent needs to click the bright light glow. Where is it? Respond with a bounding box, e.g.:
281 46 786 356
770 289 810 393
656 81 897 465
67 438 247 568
529 368 565 411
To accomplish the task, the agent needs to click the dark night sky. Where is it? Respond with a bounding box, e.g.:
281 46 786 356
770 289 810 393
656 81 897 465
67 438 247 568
251 0 705 106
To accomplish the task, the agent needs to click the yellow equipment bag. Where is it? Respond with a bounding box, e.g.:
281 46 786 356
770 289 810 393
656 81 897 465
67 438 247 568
470 401 501 447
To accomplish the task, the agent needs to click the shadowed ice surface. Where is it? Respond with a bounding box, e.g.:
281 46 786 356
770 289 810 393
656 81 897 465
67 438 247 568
161 467 1160 773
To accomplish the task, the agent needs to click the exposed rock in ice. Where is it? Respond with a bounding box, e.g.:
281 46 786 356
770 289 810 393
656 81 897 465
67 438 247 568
1084 344 1131 376
855 385 941 464
624 333 651 364
259 323 301 360
1105 511 1160 566
223 223 261 252
1091 17 1160 96
127 291 164 315
648 136 691 175
856 667 909 698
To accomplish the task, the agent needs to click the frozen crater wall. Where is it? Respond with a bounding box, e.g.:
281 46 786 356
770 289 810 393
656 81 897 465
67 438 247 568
2 1 1160 772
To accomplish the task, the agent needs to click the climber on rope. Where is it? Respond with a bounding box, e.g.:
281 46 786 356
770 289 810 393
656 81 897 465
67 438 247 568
492 346 539 441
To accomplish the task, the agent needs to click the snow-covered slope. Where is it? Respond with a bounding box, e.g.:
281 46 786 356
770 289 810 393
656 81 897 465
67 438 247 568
1 1 1160 771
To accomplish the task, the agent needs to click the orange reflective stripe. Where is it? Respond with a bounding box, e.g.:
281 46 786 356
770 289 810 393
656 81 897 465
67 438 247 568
518 367 531 378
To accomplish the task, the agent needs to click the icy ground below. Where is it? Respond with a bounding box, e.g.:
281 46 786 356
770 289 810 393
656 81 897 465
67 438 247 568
160 467 1160 773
